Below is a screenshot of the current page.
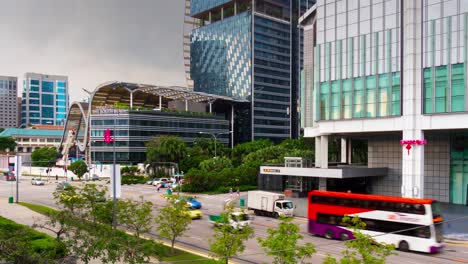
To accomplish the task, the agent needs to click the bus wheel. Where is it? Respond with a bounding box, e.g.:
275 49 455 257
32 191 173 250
398 241 410 252
339 232 350 241
324 230 334 239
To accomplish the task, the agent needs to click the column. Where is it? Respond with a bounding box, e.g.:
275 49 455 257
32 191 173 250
401 0 424 198
320 135 329 169
185 100 188 111
315 137 321 167
340 138 347 163
347 140 352 165
130 91 133 109
319 178 327 190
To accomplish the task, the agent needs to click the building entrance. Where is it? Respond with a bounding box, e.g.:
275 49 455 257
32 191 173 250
450 133 468 205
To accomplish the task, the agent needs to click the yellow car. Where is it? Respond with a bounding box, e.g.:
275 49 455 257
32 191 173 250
186 208 203 219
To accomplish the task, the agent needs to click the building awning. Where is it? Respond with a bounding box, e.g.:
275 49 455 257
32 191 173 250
260 166 388 179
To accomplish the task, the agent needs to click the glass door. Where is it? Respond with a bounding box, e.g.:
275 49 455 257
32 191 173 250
450 134 468 205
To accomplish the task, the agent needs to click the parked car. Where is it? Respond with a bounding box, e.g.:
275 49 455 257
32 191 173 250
152 178 170 187
179 196 202 209
56 181 72 191
31 178 45 186
3 172 15 181
83 173 100 181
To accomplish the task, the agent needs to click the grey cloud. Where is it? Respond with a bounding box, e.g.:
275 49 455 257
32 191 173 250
0 0 186 102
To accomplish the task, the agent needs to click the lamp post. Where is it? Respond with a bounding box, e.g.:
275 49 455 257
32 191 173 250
198 131 232 158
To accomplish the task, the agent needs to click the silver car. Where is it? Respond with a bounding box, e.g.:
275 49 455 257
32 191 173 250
31 178 45 185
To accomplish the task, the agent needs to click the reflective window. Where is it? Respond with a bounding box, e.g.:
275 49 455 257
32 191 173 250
41 107 54 118
42 94 54 106
42 81 54 93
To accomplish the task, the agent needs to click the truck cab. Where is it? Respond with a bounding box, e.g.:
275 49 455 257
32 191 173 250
275 200 294 217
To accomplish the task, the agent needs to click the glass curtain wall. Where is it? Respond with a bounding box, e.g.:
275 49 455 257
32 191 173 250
423 1 467 114
314 0 401 121
450 133 468 205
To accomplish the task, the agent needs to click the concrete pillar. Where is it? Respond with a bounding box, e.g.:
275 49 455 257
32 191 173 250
315 137 321 167
234 1 237 15
319 178 327 190
347 140 352 164
159 96 162 109
130 92 133 109
185 100 188 111
340 138 347 163
401 0 424 198
320 135 328 169
209 102 212 113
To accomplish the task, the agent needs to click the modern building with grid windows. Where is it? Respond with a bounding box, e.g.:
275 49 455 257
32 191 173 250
293 0 468 206
21 73 69 127
0 76 19 128
189 0 316 143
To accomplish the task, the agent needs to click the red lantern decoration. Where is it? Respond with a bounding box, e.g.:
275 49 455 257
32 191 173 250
406 144 412 156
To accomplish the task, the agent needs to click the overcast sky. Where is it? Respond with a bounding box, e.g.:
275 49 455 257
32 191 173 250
0 0 186 102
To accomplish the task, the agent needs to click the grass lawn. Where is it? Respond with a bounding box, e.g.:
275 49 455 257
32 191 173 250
18 202 56 215
161 249 217 263
17 202 216 263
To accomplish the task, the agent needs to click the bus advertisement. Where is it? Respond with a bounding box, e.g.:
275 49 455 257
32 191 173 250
308 190 444 253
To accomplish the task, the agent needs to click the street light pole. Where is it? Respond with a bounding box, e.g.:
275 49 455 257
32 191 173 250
198 131 232 158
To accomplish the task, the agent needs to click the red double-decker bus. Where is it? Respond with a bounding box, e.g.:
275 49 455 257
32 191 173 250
308 190 444 253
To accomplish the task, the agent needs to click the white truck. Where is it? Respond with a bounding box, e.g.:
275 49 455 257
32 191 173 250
247 191 294 218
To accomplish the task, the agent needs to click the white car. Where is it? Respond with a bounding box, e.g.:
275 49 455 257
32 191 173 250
152 178 170 187
31 178 45 185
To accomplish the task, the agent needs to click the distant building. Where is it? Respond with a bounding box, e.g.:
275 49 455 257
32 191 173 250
0 76 19 128
0 127 63 153
21 73 69 127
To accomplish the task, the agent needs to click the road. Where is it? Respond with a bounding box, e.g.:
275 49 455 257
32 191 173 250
1 179 467 264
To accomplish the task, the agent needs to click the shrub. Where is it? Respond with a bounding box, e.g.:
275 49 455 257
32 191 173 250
121 176 148 185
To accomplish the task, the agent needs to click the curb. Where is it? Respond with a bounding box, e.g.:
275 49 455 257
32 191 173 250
445 239 468 245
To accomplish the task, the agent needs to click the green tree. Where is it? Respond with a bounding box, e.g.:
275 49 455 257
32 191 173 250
199 156 233 173
155 197 192 254
146 136 187 164
31 147 59 167
68 160 88 179
322 216 396 264
231 139 273 166
0 136 16 152
118 197 153 238
209 208 254 264
258 217 315 264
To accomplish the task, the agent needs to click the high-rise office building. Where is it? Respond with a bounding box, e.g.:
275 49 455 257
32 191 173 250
0 76 19 128
298 0 468 205
189 0 315 143
21 73 69 127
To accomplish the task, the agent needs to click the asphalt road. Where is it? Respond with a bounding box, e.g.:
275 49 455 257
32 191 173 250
1 179 467 264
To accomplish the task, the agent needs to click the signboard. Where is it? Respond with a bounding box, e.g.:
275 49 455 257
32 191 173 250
263 168 281 173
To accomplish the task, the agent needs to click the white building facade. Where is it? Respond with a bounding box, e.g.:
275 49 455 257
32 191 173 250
0 76 19 128
301 0 468 205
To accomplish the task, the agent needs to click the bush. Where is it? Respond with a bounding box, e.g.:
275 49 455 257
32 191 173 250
121 176 148 185
0 216 67 261
215 185 258 194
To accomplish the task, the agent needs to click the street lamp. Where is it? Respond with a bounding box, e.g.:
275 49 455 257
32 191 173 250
198 131 232 158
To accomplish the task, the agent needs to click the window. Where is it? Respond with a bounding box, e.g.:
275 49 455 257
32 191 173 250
56 81 66 88
378 74 390 117
424 68 433 113
42 81 54 93
435 65 448 112
353 77 365 118
276 202 282 209
392 73 401 115
320 82 330 120
56 94 66 100
451 63 465 112
42 107 54 118
42 94 54 105
30 79 39 85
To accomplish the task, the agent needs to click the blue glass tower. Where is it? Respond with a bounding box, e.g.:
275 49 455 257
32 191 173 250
21 73 69 127
190 0 313 143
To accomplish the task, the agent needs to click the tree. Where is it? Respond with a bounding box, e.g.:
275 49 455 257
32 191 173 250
31 147 59 167
118 197 153 238
68 160 88 179
258 217 315 264
146 136 187 164
209 208 254 264
322 216 396 264
155 197 192 254
199 156 233 173
0 136 16 152
231 139 273 166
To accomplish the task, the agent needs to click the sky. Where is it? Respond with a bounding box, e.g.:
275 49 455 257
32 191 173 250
0 0 186 102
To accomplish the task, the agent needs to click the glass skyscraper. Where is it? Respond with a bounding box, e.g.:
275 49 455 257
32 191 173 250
189 0 315 143
21 73 69 127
